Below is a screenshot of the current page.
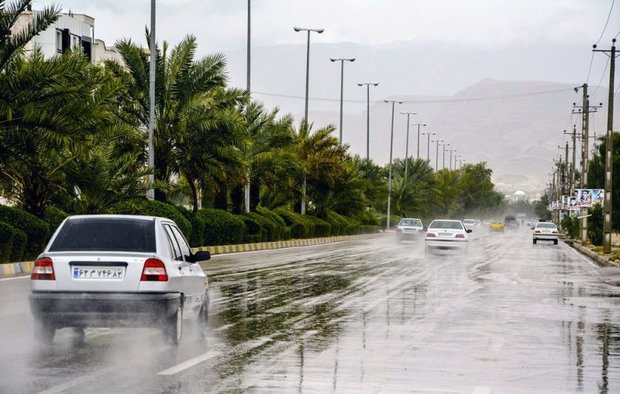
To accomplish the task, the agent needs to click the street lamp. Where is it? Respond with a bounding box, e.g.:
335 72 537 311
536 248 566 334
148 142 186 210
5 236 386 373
400 111 418 180
449 148 456 170
294 26 324 215
410 123 427 159
331 58 355 144
294 27 324 125
385 99 403 231
147 0 156 200
432 139 443 171
421 131 435 162
442 142 450 170
357 82 379 160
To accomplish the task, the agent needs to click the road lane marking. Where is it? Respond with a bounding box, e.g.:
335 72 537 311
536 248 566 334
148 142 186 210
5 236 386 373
0 275 29 282
157 351 220 376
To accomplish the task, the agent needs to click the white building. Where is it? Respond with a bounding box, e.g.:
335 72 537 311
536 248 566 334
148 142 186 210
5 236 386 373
12 8 123 65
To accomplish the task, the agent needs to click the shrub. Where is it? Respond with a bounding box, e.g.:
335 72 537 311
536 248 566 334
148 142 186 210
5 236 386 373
355 210 380 226
306 215 331 237
110 200 192 239
43 206 70 235
245 212 274 241
360 225 380 234
0 221 14 263
240 215 262 243
561 215 579 239
325 210 350 235
9 227 27 262
256 207 287 240
197 208 246 245
326 211 361 235
273 207 314 238
174 206 206 247
380 214 401 231
588 204 603 246
0 205 49 259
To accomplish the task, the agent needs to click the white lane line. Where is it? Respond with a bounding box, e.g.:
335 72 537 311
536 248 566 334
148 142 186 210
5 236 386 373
0 275 29 282
157 351 220 376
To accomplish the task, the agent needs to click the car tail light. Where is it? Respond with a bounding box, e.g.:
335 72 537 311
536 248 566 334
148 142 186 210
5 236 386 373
31 257 55 280
141 258 168 281
535 230 541 234
426 232 436 237
456 234 465 239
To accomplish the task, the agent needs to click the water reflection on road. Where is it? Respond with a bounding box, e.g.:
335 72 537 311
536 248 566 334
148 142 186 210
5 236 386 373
199 230 620 393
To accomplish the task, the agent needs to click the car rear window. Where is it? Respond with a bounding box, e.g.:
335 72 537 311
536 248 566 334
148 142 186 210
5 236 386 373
49 218 156 252
429 221 463 230
536 223 557 229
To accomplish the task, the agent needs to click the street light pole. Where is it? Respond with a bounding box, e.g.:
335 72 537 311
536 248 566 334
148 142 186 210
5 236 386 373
400 112 417 181
450 149 456 170
294 27 324 126
147 0 156 200
331 58 355 144
385 99 403 231
411 123 427 160
294 26 324 215
443 143 449 170
422 131 435 163
357 82 379 160
433 139 443 171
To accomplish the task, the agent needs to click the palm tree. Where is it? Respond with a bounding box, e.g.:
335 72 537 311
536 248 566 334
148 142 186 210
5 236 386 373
0 0 60 72
0 49 126 217
390 158 436 217
109 35 247 205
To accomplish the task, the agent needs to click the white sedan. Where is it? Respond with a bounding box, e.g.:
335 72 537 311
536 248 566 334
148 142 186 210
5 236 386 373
29 214 211 345
425 219 471 254
532 221 559 245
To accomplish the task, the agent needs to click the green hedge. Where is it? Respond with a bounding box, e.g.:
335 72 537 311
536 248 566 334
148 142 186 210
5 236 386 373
0 205 49 259
197 208 246 245
9 227 27 262
43 206 70 236
110 200 192 239
256 207 288 240
174 206 205 247
355 210 380 226
306 215 332 237
0 221 15 263
274 207 314 238
240 215 262 243
326 210 361 235
244 212 272 241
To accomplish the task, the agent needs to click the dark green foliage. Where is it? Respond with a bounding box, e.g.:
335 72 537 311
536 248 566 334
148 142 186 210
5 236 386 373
244 211 275 241
197 208 246 245
110 200 192 239
9 227 27 262
0 221 14 263
588 204 603 246
239 215 262 243
174 205 205 247
360 225 380 234
306 216 332 237
355 210 380 226
256 206 288 240
42 205 69 236
274 207 315 238
561 215 579 239
326 210 362 235
0 205 49 259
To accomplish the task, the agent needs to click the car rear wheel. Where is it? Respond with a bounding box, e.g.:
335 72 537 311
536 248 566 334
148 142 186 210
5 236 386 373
34 319 55 345
163 304 183 345
554 239 558 245
533 239 537 244
199 292 209 324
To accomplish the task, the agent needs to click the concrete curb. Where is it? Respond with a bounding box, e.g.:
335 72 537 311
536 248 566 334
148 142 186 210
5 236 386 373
565 239 620 268
0 233 381 278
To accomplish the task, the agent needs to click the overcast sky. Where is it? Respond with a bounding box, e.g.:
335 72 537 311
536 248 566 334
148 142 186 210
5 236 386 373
33 0 619 94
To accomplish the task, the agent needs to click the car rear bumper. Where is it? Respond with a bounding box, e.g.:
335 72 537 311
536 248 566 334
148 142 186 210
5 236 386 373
30 291 181 328
397 231 423 240
425 239 468 249
533 234 559 241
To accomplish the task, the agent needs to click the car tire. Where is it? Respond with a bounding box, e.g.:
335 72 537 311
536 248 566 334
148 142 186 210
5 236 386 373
199 292 209 324
72 327 86 345
34 319 55 345
533 239 537 244
164 304 183 345
554 239 558 245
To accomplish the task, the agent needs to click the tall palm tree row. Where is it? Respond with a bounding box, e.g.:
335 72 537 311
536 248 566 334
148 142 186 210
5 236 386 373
0 0 506 224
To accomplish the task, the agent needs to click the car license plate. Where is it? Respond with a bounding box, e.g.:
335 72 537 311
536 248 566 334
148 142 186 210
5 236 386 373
439 233 452 237
73 267 125 280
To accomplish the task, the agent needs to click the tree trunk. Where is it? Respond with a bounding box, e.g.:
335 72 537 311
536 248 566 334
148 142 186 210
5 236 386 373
214 185 228 210
250 182 260 211
231 184 244 214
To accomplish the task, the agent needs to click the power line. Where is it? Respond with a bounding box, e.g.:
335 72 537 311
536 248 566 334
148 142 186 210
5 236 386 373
594 0 616 45
252 87 574 104
586 52 596 83
591 55 610 97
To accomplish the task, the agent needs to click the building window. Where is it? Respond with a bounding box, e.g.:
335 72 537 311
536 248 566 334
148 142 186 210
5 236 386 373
55 29 62 53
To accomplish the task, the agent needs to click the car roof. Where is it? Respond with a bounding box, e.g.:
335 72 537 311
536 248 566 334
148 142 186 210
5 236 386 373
65 214 168 222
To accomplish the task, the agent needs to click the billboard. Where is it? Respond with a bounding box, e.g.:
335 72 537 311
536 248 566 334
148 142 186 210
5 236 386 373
567 189 604 209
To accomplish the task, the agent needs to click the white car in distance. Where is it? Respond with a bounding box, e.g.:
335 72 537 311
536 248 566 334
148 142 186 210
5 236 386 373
462 219 476 231
425 219 471 254
532 221 559 245
396 218 424 242
29 214 211 345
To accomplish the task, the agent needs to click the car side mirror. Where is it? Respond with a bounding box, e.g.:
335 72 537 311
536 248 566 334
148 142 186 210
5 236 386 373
189 250 211 263
466 229 473 233
530 226 535 230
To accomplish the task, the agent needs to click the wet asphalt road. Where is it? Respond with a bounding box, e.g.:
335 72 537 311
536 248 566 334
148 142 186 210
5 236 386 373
1 228 620 393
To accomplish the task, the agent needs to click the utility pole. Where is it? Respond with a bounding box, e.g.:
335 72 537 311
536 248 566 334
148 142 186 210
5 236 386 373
244 0 251 213
594 39 617 253
563 126 577 197
401 112 417 181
